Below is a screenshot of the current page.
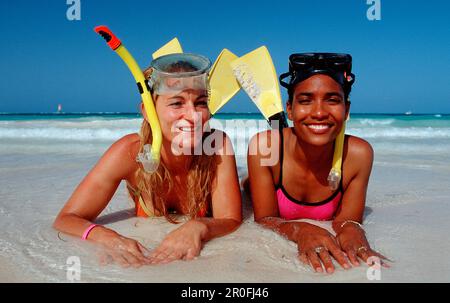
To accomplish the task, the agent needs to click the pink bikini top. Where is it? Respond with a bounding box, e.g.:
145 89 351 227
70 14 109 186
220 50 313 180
275 130 343 221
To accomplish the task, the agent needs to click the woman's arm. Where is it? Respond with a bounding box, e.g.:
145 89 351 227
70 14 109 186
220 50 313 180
53 134 137 238
332 136 389 267
332 136 373 231
248 130 312 237
53 134 151 267
247 130 350 273
148 130 242 264
247 130 280 220
247 132 311 240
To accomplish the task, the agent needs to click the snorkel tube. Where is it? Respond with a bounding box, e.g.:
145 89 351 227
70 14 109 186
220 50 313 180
328 74 354 190
328 120 346 190
94 26 161 173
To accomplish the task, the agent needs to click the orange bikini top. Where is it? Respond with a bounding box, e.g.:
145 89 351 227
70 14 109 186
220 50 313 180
127 184 209 218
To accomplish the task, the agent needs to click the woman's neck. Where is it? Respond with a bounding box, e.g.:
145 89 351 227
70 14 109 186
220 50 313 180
160 138 193 175
291 130 334 171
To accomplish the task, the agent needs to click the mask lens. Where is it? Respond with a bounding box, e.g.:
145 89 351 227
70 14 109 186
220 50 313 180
154 73 208 95
283 53 354 88
149 53 211 95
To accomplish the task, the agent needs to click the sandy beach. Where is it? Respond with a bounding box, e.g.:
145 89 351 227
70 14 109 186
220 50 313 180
1 115 450 282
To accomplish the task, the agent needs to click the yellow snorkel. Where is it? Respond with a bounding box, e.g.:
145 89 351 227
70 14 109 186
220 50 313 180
94 26 161 173
328 119 346 190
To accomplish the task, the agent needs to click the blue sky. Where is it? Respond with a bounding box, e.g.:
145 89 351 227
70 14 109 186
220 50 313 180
0 0 449 114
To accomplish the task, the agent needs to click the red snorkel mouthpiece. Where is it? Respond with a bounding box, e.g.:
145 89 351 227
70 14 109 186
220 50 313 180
94 26 122 50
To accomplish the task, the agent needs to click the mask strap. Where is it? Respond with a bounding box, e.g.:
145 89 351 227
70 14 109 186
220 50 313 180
279 72 291 89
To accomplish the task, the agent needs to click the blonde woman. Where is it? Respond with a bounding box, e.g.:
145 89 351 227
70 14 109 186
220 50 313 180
54 53 242 267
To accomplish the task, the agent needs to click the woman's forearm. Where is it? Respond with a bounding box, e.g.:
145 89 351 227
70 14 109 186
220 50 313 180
256 217 312 243
194 218 241 242
53 214 118 244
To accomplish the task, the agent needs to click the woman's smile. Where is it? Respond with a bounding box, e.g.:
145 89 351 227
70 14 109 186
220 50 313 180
303 122 335 134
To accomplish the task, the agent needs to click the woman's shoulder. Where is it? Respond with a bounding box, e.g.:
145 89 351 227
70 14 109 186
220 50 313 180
115 132 140 146
109 133 141 158
344 135 374 159
343 135 374 180
100 133 141 179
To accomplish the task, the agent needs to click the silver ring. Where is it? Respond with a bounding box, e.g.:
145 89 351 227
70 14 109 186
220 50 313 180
357 246 368 253
314 246 326 254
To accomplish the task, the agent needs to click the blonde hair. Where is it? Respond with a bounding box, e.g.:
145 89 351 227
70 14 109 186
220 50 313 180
135 66 217 223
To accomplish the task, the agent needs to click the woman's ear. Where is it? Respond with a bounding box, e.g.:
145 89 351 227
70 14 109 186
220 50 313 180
345 100 351 120
286 100 293 121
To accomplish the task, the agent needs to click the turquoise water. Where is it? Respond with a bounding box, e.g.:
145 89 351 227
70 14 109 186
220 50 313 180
1 113 450 143
0 112 266 121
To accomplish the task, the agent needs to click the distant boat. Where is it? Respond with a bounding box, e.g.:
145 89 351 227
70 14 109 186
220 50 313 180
57 104 62 114
404 111 412 115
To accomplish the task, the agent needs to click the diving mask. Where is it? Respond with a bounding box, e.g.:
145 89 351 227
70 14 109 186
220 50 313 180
279 53 355 92
148 53 211 95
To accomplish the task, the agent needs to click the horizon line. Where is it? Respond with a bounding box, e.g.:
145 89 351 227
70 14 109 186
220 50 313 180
0 112 449 116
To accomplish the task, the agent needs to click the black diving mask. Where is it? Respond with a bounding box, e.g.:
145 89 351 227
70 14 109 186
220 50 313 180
279 53 355 91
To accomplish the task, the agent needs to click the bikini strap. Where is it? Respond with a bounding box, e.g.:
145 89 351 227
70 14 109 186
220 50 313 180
339 138 345 192
276 128 285 188
138 195 154 217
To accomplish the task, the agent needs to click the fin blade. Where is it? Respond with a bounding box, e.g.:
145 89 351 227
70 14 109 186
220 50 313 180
231 46 284 119
152 38 183 59
208 49 241 115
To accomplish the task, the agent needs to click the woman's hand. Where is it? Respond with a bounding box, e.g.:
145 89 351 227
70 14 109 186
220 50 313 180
336 224 390 268
97 230 152 268
296 223 351 274
148 220 208 265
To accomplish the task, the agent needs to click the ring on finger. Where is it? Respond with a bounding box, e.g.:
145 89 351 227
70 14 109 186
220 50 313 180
314 246 326 254
357 246 368 253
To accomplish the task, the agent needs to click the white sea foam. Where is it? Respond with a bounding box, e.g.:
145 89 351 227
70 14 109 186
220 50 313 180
353 118 395 126
348 127 450 139
0 127 136 141
2 118 450 140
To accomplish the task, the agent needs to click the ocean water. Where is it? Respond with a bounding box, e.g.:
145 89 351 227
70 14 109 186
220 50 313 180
1 113 450 282
1 113 450 159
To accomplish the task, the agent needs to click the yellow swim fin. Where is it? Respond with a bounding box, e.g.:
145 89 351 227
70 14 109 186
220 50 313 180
208 49 241 115
231 46 287 128
152 38 183 59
